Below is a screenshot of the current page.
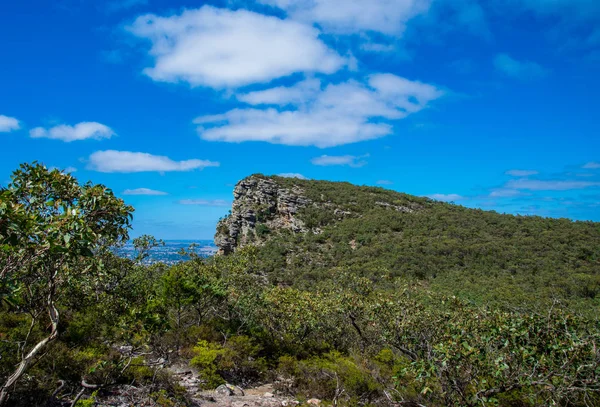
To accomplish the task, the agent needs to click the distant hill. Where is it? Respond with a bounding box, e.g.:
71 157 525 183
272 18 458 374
215 174 600 314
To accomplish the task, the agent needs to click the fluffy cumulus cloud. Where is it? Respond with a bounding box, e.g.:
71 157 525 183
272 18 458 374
178 199 229 206
237 78 322 106
87 150 219 173
494 53 548 80
0 115 21 132
428 193 465 202
195 75 444 147
127 6 345 88
30 122 115 142
258 0 432 35
505 169 539 177
311 155 368 167
123 188 168 196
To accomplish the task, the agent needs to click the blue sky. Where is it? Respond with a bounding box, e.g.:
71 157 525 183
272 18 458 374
1 0 599 239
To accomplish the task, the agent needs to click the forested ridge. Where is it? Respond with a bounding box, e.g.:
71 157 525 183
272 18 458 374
1 165 599 407
228 175 600 315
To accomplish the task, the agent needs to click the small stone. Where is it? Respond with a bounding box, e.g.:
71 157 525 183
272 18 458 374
263 392 274 398
215 384 233 397
307 399 321 406
215 383 245 397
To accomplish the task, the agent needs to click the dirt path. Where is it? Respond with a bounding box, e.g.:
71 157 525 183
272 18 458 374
170 365 305 407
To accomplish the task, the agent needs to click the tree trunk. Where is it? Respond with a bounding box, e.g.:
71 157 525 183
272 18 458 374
0 291 59 405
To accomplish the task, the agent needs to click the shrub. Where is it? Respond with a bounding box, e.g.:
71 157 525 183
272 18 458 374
256 223 271 237
190 340 226 389
276 352 382 405
191 336 267 389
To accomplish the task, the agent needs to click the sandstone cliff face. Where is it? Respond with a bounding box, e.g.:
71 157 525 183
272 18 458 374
214 176 311 255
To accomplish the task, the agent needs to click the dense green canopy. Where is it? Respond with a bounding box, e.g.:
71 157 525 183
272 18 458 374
243 175 600 315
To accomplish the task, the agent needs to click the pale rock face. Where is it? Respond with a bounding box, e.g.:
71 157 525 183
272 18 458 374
214 175 421 255
215 176 311 255
215 383 245 397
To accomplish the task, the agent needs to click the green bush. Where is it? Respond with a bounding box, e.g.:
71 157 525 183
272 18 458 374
190 340 227 389
191 336 267 389
256 223 271 237
276 352 381 404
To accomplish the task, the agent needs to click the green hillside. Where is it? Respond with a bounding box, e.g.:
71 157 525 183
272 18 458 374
220 175 600 315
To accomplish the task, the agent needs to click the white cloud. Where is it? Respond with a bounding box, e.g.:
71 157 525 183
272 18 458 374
506 178 600 191
0 115 20 132
311 155 368 167
489 188 524 197
48 166 77 173
87 150 219 173
505 169 539 177
376 180 394 185
238 78 322 106
360 42 396 52
195 74 444 147
127 6 345 88
123 188 168 196
196 107 391 147
178 199 229 206
278 173 308 179
30 122 115 142
428 193 465 202
258 0 432 35
494 53 549 80
583 162 600 169
368 74 444 112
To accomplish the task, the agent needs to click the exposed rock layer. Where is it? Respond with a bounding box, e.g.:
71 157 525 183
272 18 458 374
215 176 310 255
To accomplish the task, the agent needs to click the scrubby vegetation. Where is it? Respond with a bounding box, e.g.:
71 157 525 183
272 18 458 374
1 166 599 406
250 175 600 316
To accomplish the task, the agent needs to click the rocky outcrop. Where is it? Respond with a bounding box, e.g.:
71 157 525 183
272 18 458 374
215 176 310 255
375 201 417 213
214 175 424 256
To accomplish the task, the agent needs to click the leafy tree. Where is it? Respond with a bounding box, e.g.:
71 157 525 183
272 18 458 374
133 234 165 263
0 163 133 404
